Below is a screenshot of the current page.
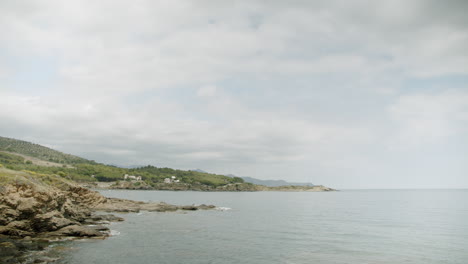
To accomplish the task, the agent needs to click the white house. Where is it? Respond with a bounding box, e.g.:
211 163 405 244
164 176 180 183
124 174 142 181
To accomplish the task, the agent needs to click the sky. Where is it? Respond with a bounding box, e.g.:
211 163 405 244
0 0 467 189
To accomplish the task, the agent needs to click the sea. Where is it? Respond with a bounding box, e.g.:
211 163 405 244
56 190 468 264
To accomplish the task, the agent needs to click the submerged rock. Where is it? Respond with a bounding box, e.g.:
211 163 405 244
0 236 49 264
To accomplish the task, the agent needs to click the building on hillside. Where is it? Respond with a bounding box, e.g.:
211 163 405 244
124 174 142 181
164 176 180 183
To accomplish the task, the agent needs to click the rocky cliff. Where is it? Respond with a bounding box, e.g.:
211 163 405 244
0 168 110 240
0 168 215 239
0 167 215 263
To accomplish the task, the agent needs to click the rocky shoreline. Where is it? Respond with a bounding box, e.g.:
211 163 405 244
0 168 215 263
91 180 336 192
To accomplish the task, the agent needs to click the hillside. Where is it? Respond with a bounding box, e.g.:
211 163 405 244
0 136 335 192
0 136 93 164
0 137 249 190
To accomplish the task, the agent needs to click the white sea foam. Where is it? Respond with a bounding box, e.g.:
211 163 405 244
215 207 232 211
110 230 121 236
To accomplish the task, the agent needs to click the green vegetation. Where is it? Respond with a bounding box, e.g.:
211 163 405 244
0 136 94 164
0 167 75 190
0 151 25 165
128 166 242 187
0 137 244 188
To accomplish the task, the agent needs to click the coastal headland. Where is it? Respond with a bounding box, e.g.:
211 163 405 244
0 136 335 262
97 180 336 192
0 136 336 193
0 167 214 263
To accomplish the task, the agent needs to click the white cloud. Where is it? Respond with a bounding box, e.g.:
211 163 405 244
1 0 468 188
388 90 468 147
197 85 217 97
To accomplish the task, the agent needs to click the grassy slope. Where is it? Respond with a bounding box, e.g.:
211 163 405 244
0 136 332 191
0 166 76 191
0 137 244 188
0 136 92 164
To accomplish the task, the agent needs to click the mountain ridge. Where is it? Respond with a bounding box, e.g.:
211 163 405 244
241 176 315 187
192 170 316 187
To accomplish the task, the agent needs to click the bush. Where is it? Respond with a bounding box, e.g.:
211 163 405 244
231 177 244 183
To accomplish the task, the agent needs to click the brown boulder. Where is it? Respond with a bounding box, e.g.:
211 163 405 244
32 212 77 232
6 221 31 231
48 225 104 237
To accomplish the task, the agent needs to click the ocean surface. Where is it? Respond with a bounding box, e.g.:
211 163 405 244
57 190 468 264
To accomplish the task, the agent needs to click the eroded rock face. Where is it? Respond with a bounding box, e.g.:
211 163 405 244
32 211 78 232
0 170 216 263
0 182 109 239
0 180 216 239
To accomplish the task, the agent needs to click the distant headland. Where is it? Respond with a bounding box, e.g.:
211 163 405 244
0 136 336 192
0 135 334 262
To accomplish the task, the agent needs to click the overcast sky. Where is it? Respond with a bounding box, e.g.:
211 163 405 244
1 0 467 188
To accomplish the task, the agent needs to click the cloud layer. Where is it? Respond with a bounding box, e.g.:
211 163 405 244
1 0 467 188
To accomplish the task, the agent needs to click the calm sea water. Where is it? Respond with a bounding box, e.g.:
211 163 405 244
57 190 468 264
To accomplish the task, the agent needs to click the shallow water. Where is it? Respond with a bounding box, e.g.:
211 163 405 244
58 190 468 264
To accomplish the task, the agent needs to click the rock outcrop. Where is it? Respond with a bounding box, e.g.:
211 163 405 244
0 168 215 263
0 178 110 239
94 198 215 213
0 168 215 240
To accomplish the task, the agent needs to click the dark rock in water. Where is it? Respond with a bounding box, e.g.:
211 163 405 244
90 214 125 222
87 225 110 232
197 204 216 210
47 225 104 237
93 198 216 213
0 237 50 264
0 241 19 259
180 205 198 211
